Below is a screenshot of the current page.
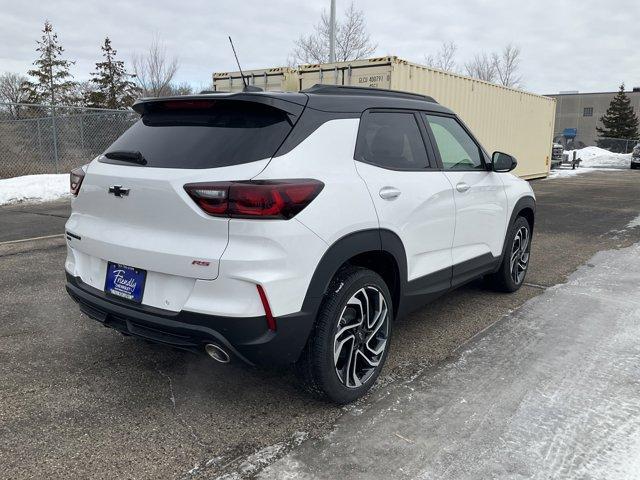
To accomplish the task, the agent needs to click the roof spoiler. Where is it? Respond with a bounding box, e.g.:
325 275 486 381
131 93 307 118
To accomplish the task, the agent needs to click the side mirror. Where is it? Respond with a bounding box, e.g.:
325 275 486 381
492 151 518 173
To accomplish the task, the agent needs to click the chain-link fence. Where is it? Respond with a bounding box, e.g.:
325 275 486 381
596 137 639 154
0 102 138 179
554 134 639 154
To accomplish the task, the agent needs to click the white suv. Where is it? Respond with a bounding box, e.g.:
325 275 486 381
65 85 535 403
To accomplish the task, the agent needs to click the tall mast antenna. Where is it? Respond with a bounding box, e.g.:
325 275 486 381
228 36 248 90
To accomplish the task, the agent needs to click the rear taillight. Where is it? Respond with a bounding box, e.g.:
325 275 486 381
184 179 324 219
70 167 85 196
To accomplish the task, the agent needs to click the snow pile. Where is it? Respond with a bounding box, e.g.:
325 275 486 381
548 146 633 179
563 146 631 169
0 174 70 205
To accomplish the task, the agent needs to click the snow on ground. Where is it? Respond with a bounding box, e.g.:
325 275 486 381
259 243 640 480
627 214 640 230
185 431 309 479
0 174 69 205
564 146 631 168
547 167 598 179
548 146 632 179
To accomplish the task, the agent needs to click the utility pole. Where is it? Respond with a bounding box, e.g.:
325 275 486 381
329 0 336 63
45 26 60 174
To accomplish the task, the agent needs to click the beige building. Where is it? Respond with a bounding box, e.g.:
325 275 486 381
547 89 640 146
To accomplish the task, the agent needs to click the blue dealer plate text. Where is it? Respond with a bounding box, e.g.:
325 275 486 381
105 262 146 303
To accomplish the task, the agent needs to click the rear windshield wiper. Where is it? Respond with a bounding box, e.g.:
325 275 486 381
104 150 147 165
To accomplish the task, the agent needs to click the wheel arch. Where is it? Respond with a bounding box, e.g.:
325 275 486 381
512 195 536 230
300 229 407 323
500 195 536 261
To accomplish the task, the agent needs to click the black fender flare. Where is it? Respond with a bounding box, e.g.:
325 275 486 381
512 195 536 226
499 195 536 263
287 229 406 362
299 228 408 320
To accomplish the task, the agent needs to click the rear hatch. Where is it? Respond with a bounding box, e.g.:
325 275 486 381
66 95 306 300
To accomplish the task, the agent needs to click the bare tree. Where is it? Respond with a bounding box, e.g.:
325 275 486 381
290 1 377 65
464 44 523 88
0 72 29 118
464 53 497 83
66 80 93 107
132 36 179 97
167 81 194 96
493 44 522 88
0 72 28 104
336 2 377 63
425 41 458 72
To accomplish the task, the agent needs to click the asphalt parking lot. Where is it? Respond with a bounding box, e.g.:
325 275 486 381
1 170 640 479
0 200 69 243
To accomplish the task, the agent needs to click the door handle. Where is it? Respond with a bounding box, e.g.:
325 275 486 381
456 182 470 193
379 186 401 200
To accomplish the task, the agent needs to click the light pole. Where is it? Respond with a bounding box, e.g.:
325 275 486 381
329 0 336 63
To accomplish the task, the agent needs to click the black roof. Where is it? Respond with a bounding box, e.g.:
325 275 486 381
301 84 449 114
303 84 437 103
133 85 451 116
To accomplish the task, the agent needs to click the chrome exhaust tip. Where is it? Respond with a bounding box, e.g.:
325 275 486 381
204 343 231 363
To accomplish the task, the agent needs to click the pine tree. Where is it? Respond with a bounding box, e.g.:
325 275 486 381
596 84 639 152
22 21 76 105
86 37 140 109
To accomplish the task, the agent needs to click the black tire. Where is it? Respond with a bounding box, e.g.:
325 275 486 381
486 216 532 292
296 266 393 404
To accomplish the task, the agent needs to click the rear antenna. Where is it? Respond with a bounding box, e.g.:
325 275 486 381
228 36 262 92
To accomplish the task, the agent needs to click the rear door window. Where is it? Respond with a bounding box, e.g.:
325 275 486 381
103 100 293 169
355 111 430 170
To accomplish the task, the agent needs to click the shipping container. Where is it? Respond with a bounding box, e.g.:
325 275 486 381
298 56 556 179
212 66 298 93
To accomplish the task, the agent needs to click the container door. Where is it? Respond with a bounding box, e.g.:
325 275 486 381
299 59 393 90
343 64 392 89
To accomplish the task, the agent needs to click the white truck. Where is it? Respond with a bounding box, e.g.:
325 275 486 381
632 143 640 170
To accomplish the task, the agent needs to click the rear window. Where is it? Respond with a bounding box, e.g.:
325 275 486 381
103 100 293 169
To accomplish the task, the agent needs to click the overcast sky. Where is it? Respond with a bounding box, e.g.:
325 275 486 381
1 0 638 95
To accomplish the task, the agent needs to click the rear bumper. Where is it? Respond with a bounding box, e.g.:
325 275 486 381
65 273 315 366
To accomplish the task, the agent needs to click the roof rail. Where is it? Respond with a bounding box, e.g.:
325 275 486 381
303 84 437 103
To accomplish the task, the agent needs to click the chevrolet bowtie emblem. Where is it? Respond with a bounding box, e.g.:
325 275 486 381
108 185 130 197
